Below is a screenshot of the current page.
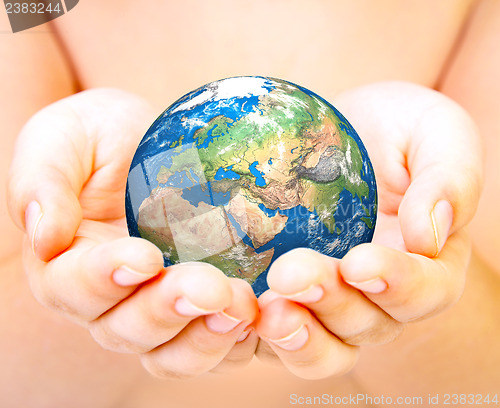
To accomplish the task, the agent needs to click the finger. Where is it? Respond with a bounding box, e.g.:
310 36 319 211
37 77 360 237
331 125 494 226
256 297 359 380
399 95 482 256
139 279 258 379
266 248 403 345
254 290 287 367
210 329 259 374
7 89 155 261
23 226 165 322
88 262 235 354
340 231 470 322
254 335 283 367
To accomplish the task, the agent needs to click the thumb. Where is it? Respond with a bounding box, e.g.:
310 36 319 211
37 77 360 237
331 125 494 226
7 88 155 262
8 102 85 262
398 92 483 257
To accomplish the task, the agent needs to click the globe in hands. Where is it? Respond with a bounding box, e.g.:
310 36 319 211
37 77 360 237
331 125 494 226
125 76 377 296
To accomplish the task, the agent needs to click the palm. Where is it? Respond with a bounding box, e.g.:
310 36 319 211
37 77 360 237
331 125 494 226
361 134 410 254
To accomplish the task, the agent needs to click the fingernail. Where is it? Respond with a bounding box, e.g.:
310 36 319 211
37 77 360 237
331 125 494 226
237 328 252 342
431 200 453 256
344 277 387 294
174 297 218 317
281 285 324 303
112 266 155 287
268 324 309 351
205 311 242 334
25 201 42 257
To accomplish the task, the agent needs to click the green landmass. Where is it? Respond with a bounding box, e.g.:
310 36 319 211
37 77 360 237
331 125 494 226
157 79 374 241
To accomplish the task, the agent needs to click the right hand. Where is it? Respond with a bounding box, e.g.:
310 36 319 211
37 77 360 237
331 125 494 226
7 88 259 379
255 81 482 379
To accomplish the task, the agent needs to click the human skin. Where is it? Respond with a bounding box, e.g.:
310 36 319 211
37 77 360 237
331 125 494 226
1 1 499 407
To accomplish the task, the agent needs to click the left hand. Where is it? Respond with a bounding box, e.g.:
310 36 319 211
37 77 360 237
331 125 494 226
7 89 259 379
255 81 483 379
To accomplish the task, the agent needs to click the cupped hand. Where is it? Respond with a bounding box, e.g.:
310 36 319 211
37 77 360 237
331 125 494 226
255 81 483 379
7 89 259 378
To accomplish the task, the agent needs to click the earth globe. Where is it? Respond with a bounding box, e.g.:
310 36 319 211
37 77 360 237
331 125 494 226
125 76 377 296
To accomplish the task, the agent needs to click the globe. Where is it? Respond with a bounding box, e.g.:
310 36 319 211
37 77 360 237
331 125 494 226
125 76 377 296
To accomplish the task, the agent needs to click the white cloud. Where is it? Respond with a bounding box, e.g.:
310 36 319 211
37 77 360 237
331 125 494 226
171 77 269 114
